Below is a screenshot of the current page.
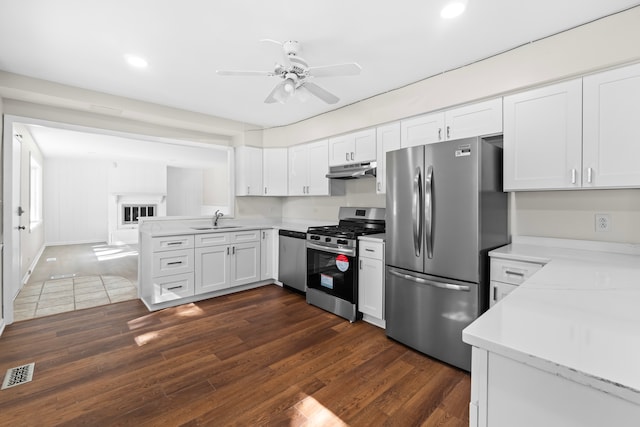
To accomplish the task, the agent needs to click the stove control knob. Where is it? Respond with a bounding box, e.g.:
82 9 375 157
337 239 349 245
310 235 320 240
325 237 331 243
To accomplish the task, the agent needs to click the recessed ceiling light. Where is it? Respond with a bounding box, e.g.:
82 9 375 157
441 1 467 19
125 54 148 69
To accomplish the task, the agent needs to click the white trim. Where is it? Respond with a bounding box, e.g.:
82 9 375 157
21 244 45 286
0 319 5 337
45 239 108 247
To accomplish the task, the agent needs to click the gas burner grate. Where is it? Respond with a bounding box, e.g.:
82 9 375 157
2 363 35 390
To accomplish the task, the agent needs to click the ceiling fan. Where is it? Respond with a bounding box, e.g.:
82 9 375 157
216 40 361 105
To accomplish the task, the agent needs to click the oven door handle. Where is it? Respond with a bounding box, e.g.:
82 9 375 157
306 242 356 257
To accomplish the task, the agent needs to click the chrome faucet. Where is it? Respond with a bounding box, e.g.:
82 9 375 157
214 209 224 226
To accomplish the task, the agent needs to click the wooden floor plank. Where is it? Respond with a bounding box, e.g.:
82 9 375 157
0 285 469 426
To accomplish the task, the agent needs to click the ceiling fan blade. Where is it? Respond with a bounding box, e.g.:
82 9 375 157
216 70 274 77
302 82 340 104
307 62 362 78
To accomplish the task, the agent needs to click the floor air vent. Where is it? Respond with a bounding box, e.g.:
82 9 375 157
2 363 35 390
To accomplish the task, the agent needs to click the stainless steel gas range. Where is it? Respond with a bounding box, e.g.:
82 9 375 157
306 207 385 322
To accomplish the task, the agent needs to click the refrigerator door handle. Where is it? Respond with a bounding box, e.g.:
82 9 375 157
388 269 470 291
425 165 434 259
413 167 423 257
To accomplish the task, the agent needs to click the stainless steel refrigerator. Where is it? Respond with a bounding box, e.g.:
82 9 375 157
385 136 508 371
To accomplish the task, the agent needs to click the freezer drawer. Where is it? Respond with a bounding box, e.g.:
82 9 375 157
385 266 479 371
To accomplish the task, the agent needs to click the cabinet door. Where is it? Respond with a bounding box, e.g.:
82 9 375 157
445 98 503 140
401 112 445 148
263 148 288 196
306 139 331 195
328 134 353 166
195 245 230 293
358 256 384 319
503 79 583 191
489 281 518 307
353 128 377 163
235 146 263 196
260 229 275 280
583 63 640 188
376 122 401 194
231 241 260 286
288 144 308 196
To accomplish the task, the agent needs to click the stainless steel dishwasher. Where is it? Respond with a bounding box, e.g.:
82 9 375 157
278 229 307 293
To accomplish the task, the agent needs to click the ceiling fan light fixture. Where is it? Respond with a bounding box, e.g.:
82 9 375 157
283 79 296 94
441 1 467 19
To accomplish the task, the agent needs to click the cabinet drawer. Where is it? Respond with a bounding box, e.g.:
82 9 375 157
152 249 194 277
490 258 543 285
196 233 231 248
152 273 194 303
152 235 194 252
359 240 384 260
231 230 260 243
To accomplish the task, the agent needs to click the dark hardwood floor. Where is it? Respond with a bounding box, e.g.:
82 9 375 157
0 285 470 426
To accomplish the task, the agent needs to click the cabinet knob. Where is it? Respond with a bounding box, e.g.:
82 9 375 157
345 152 349 161
438 128 442 140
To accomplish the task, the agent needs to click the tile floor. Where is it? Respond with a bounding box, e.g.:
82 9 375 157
13 275 138 321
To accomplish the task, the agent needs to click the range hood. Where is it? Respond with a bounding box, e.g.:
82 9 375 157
326 162 377 179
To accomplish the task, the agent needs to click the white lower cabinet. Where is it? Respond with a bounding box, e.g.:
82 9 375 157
489 256 544 307
141 228 268 309
470 348 640 427
195 245 229 293
260 229 276 280
194 231 260 294
358 238 385 327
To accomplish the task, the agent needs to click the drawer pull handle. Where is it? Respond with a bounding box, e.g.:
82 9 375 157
493 286 497 301
365 248 375 252
167 285 183 291
505 270 524 277
166 242 182 246
167 261 183 266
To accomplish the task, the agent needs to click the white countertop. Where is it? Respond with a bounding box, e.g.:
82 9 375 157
463 236 640 404
358 233 386 242
138 217 335 237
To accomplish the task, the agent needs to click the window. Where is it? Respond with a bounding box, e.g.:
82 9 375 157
30 154 43 230
122 204 156 225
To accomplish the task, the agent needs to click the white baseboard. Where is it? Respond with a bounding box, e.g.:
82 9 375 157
0 319 6 337
45 239 107 247
21 244 46 286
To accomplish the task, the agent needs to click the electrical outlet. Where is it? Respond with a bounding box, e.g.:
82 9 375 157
595 213 611 232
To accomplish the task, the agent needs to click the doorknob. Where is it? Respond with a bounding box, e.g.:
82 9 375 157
18 225 26 230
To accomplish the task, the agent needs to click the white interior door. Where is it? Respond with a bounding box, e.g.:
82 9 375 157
3 120 23 325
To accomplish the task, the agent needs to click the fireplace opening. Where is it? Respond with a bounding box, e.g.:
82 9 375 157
123 204 156 225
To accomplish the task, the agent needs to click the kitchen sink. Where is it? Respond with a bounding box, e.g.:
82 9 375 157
191 226 240 230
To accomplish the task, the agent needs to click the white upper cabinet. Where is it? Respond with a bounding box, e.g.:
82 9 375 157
235 146 263 196
328 128 376 166
401 111 445 147
583 62 640 188
288 139 341 196
444 98 503 140
262 148 288 196
400 98 502 148
503 79 583 191
505 63 640 191
375 122 401 194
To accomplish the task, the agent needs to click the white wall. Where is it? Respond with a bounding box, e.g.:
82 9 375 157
44 158 109 245
167 167 203 216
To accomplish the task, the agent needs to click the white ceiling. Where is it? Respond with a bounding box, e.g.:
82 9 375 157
1 1 639 129
24 124 229 168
